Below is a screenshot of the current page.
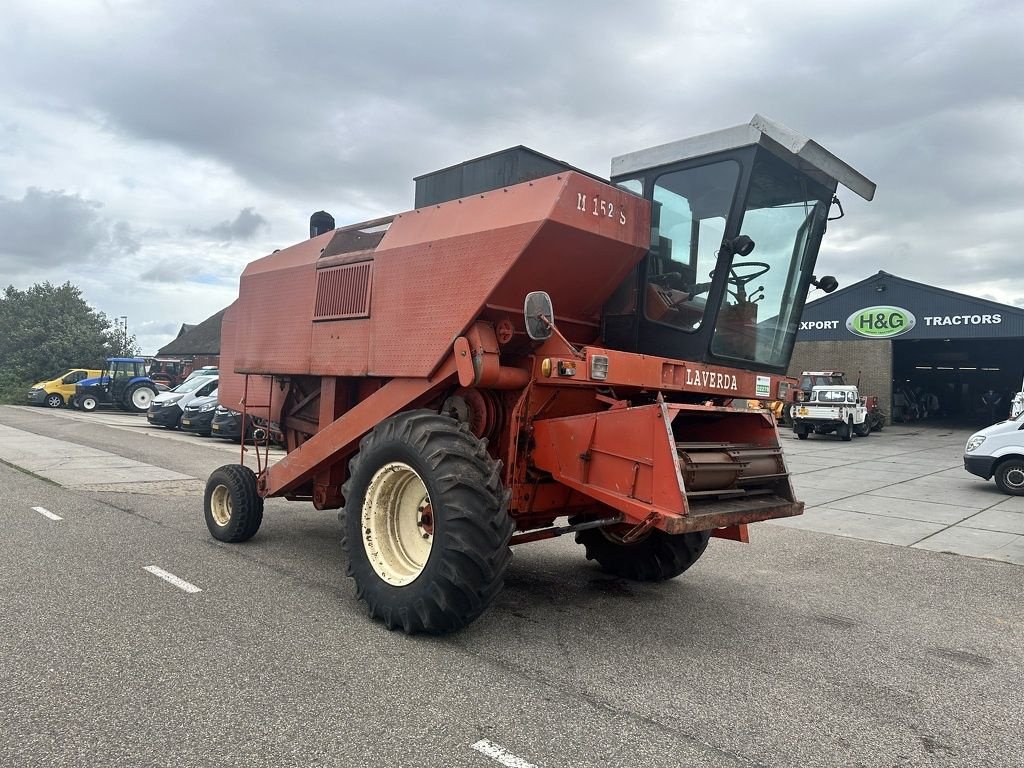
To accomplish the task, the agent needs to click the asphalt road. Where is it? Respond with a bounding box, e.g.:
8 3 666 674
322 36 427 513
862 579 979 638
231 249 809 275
1 406 1022 767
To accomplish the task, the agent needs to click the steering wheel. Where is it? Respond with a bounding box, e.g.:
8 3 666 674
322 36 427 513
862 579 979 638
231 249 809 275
724 261 770 289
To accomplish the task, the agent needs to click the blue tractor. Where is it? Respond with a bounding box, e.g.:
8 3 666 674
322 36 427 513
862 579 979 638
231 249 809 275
71 357 160 413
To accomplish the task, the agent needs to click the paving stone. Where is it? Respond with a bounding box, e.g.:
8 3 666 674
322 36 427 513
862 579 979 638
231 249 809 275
827 496 978 525
769 507 945 546
985 536 1024 566
912 527 1020 558
960 507 1024 535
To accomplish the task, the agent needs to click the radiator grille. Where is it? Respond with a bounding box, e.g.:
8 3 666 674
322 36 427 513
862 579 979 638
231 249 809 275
314 262 372 320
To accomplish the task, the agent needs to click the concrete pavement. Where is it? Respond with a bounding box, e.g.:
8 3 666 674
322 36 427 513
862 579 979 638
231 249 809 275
2 405 1023 766
773 422 1024 565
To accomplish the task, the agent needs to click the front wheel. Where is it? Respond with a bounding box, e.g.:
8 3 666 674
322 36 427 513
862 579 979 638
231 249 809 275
45 393 64 408
994 459 1024 496
854 420 871 437
576 526 711 581
341 410 513 634
80 395 99 412
204 465 264 541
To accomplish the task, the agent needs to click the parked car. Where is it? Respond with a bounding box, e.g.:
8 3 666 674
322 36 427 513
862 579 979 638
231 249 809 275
146 375 218 429
963 413 1024 495
27 368 100 408
184 366 219 382
180 390 219 436
210 405 252 441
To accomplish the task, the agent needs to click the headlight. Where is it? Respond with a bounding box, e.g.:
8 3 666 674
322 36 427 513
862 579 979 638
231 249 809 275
160 395 183 406
966 435 986 453
200 403 216 412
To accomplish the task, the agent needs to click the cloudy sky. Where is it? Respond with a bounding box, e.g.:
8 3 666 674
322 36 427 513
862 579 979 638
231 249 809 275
1 0 1021 353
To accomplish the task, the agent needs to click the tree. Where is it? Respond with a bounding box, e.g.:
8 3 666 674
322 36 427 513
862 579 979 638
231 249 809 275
0 281 139 401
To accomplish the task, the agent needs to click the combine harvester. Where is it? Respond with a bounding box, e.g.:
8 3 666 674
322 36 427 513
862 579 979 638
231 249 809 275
206 115 874 632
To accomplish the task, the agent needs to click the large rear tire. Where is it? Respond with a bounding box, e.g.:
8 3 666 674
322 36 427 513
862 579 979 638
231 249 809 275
125 384 156 413
576 526 711 581
341 410 513 634
204 464 264 542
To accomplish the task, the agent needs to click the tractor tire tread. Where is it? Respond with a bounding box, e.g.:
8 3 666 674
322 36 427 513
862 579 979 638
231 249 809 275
204 464 264 542
575 527 712 582
340 409 513 634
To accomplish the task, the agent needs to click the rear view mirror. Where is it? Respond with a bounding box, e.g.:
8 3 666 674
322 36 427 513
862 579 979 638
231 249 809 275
524 291 554 341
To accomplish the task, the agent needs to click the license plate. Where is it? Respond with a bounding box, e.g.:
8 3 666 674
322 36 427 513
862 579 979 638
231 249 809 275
181 419 191 425
211 424 220 431
798 407 808 415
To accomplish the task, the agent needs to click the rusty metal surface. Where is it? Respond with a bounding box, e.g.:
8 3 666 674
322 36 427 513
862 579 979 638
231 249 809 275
531 402 689 528
260 357 458 498
530 342 799 402
529 397 800 533
225 172 649 383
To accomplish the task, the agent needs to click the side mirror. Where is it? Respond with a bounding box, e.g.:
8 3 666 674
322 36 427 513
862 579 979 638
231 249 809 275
524 291 554 341
729 234 756 257
812 275 839 293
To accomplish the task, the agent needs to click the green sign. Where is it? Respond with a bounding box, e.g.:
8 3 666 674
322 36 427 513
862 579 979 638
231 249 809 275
845 305 916 338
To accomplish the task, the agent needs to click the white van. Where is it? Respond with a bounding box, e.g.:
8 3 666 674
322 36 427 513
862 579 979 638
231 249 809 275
963 414 1024 495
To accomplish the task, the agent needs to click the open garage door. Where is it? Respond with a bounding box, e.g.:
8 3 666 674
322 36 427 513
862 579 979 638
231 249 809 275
893 338 1024 424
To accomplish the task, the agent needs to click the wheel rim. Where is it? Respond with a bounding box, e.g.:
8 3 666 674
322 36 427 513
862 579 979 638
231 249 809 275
210 484 232 527
1004 466 1024 490
361 461 434 586
46 395 62 407
132 388 153 409
83 397 97 410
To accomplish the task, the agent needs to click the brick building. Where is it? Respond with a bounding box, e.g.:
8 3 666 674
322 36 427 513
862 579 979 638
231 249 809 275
789 272 1024 422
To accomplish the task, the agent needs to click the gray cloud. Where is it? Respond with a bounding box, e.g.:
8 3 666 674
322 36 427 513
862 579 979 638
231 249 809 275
140 259 187 284
0 187 140 273
192 207 268 241
1 0 1024 349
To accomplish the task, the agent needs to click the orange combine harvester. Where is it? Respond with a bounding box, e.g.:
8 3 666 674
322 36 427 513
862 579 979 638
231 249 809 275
205 115 875 633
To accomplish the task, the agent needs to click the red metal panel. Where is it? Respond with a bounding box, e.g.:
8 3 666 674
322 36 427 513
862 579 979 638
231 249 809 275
309 320 371 376
234 263 316 375
227 172 650 381
368 223 540 376
217 302 276 420
531 402 688 526
486 221 647 328
314 262 372 320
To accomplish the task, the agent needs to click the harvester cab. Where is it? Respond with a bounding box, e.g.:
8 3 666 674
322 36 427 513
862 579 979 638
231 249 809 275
205 115 875 633
605 114 873 371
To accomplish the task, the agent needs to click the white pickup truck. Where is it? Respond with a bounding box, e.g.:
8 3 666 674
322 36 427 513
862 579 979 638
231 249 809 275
791 385 870 441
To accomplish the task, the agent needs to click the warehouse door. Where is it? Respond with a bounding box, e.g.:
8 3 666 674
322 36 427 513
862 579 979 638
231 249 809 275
892 338 1024 423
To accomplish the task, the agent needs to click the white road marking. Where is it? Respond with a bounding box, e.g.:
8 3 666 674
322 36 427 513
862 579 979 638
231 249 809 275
471 740 538 768
144 566 202 594
32 506 62 521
